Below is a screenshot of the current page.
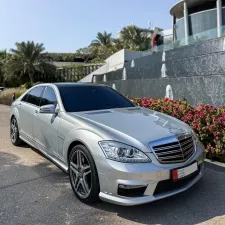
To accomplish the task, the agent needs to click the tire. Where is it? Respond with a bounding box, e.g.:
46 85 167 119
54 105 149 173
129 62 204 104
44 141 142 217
69 144 100 204
10 117 22 146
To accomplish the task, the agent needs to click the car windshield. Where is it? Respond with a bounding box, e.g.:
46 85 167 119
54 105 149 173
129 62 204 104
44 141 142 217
58 85 135 112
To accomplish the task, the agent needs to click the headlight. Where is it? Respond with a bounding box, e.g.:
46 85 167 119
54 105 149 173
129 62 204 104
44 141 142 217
99 141 151 163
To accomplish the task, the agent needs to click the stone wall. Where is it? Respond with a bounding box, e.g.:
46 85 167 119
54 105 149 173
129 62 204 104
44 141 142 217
95 37 225 106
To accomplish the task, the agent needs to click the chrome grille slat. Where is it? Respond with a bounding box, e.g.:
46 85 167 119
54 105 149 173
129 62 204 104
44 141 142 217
153 143 180 151
182 142 193 152
151 134 195 164
183 147 194 156
158 154 184 160
180 138 193 147
157 149 183 156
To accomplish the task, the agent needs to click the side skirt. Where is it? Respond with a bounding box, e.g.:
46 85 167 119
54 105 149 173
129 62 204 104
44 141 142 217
19 133 69 173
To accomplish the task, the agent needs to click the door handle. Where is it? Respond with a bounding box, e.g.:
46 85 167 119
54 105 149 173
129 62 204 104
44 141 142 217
34 109 38 114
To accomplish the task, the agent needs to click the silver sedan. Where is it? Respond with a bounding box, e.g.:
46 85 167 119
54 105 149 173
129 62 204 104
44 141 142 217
10 83 205 206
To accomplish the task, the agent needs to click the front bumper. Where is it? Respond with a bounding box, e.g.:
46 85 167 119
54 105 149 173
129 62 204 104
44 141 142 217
96 146 205 206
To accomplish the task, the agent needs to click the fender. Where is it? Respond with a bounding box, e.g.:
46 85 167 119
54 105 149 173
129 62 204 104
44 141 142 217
62 128 108 165
11 107 20 127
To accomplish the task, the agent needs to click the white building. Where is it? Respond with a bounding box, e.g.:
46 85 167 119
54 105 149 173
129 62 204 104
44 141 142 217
170 0 224 43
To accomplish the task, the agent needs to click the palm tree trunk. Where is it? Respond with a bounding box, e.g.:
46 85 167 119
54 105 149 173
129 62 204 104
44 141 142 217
28 71 34 85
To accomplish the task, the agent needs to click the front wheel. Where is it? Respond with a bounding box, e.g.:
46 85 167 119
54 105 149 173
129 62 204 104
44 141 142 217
69 145 100 204
10 117 22 146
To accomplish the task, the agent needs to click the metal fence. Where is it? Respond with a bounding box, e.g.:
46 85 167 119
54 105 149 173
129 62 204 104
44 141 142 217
34 64 102 83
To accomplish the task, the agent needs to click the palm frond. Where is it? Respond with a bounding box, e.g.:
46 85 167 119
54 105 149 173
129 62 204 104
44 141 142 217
91 31 112 47
119 25 151 51
5 41 56 84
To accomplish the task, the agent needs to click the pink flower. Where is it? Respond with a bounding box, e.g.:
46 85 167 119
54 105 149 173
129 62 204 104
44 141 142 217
141 99 151 106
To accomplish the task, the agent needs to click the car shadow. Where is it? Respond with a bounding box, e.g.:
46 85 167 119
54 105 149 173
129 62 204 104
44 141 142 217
17 143 31 148
1 149 225 225
90 161 225 225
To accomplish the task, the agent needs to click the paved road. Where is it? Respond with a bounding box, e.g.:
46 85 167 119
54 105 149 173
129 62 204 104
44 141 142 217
1 105 225 225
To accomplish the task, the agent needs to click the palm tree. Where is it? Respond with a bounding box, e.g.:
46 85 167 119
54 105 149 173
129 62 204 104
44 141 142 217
4 41 56 85
111 38 124 52
89 32 113 62
91 31 112 47
0 49 6 59
0 50 7 85
119 25 151 51
75 47 94 63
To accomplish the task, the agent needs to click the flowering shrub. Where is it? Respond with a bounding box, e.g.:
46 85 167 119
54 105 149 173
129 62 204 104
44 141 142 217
131 97 225 162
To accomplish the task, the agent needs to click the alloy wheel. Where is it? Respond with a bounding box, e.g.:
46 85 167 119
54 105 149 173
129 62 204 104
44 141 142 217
70 150 92 199
10 118 18 144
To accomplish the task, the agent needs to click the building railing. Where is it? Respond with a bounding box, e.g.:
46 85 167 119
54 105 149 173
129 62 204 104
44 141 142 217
148 26 225 54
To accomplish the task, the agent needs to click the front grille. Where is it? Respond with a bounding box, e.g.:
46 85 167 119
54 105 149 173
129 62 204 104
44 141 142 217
150 134 195 164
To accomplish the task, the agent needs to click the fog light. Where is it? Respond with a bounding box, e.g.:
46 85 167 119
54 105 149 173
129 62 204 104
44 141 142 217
118 184 147 189
118 184 147 197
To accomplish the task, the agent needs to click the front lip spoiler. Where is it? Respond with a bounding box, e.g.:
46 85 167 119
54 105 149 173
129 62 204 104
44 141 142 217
99 164 204 206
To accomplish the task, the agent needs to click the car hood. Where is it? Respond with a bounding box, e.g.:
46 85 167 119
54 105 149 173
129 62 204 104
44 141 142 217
70 107 191 151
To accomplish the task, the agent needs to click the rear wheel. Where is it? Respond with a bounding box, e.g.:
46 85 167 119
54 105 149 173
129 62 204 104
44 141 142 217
69 144 100 204
10 117 22 146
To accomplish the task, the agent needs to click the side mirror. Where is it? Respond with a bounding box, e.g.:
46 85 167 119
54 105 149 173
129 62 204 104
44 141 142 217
39 104 56 114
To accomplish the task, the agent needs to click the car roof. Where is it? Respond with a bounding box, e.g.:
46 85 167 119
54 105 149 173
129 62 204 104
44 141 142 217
53 82 106 88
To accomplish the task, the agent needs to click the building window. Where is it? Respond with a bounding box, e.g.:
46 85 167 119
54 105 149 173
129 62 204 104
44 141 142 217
222 0 225 6
188 1 217 15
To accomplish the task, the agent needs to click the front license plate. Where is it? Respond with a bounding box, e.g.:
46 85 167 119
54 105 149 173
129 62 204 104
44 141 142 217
172 162 198 181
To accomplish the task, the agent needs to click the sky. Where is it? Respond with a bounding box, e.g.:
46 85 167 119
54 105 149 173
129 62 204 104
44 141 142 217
0 0 178 52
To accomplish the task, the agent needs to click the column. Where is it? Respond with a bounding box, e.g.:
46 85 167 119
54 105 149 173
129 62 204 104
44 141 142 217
184 0 189 45
217 0 222 37
172 15 176 42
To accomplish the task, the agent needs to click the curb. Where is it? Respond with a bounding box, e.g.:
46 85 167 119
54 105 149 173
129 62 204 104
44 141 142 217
205 158 225 168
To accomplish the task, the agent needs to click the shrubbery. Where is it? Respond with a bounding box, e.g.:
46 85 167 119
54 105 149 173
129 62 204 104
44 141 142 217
131 97 225 162
0 88 26 105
